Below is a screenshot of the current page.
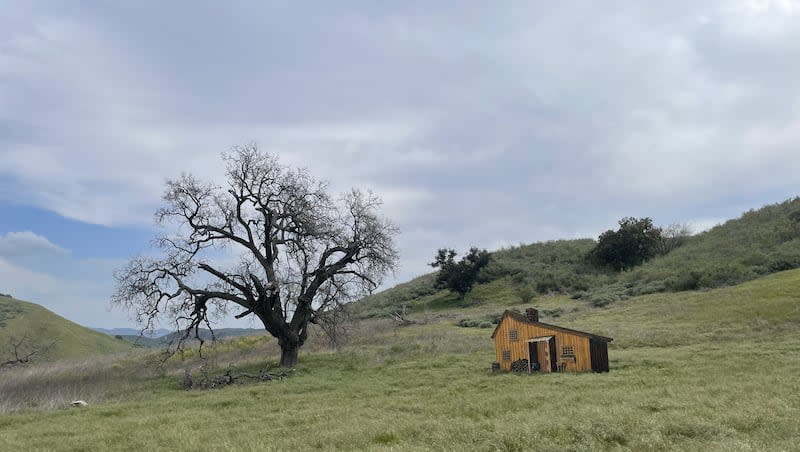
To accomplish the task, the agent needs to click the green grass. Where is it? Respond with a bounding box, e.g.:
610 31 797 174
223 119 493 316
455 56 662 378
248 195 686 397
0 296 132 363
624 197 800 291
2 270 800 450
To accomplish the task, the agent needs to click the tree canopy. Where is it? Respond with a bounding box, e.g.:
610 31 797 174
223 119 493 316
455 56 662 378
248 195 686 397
430 247 490 299
113 145 398 367
590 217 662 271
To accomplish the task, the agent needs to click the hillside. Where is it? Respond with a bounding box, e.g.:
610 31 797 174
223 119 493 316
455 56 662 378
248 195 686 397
0 296 131 364
2 196 800 449
1 269 799 450
356 197 800 317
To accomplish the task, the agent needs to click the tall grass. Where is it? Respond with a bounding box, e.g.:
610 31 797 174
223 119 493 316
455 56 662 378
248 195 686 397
0 353 155 413
1 270 799 450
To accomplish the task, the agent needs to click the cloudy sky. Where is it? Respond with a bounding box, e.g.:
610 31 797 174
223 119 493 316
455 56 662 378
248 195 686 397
1 1 799 329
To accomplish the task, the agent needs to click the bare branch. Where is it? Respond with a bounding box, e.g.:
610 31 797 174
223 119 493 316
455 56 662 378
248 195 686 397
113 144 398 367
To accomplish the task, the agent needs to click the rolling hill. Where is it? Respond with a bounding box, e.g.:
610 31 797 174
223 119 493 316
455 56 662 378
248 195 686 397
355 196 800 318
92 327 172 338
1 196 800 450
0 295 132 363
111 328 267 348
1 267 799 450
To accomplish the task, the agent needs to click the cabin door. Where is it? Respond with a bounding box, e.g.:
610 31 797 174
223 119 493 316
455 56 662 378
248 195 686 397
528 337 556 372
537 342 552 373
528 342 539 371
547 337 558 372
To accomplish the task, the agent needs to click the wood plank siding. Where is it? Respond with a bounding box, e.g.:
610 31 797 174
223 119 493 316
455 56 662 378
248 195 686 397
491 310 611 372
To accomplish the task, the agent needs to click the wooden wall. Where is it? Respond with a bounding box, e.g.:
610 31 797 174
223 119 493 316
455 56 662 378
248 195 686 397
493 315 594 372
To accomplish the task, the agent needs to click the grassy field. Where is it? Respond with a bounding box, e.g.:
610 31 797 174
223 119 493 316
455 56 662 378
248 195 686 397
1 270 799 451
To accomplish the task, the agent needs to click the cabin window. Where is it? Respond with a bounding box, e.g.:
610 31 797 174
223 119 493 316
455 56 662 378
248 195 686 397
509 330 519 342
502 350 511 361
561 345 575 357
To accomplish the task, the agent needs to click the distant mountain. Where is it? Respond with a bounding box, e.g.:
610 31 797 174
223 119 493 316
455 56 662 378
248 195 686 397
0 296 132 364
92 327 172 338
114 327 266 348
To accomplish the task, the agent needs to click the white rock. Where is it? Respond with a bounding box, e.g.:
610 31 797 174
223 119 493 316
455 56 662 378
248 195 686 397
70 400 88 407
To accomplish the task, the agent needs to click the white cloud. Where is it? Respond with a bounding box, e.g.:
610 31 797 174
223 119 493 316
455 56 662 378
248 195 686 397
688 218 726 233
0 256 132 326
0 231 68 258
0 257 62 290
1 1 800 326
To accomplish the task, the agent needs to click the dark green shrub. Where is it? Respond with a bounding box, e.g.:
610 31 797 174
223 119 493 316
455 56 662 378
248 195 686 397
476 261 512 283
541 308 564 318
514 284 536 303
456 317 498 329
535 274 560 294
666 271 703 291
583 283 627 307
626 280 667 296
766 250 800 272
588 293 618 307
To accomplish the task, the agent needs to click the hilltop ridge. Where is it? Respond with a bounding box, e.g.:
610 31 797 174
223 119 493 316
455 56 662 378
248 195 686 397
356 196 800 317
0 296 132 364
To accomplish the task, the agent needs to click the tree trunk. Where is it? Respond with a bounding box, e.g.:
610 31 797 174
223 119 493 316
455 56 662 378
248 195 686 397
279 342 299 368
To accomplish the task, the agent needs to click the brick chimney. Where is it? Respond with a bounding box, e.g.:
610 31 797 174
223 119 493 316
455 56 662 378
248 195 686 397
525 308 539 323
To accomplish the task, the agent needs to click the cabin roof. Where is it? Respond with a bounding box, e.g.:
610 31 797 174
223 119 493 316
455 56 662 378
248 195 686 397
490 310 613 342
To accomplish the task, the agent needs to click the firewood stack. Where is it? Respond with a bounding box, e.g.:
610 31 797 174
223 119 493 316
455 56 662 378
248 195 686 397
510 359 529 373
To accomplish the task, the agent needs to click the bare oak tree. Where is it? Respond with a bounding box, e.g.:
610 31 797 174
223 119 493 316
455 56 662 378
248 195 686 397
1 335 55 368
656 223 693 256
112 145 398 367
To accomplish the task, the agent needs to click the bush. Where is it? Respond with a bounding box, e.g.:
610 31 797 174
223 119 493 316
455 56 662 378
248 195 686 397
666 271 703 292
456 314 502 328
541 308 564 318
583 283 628 307
766 251 800 272
456 319 481 328
476 261 513 283
625 280 667 296
587 293 619 308
535 274 560 294
514 284 536 304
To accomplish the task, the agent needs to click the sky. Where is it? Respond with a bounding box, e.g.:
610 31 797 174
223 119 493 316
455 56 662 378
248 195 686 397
1 0 799 329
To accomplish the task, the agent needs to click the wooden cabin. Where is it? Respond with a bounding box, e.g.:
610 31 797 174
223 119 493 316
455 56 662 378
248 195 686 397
491 308 612 373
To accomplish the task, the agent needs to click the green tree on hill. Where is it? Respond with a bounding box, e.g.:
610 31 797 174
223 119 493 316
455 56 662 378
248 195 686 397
590 217 662 271
430 247 490 298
